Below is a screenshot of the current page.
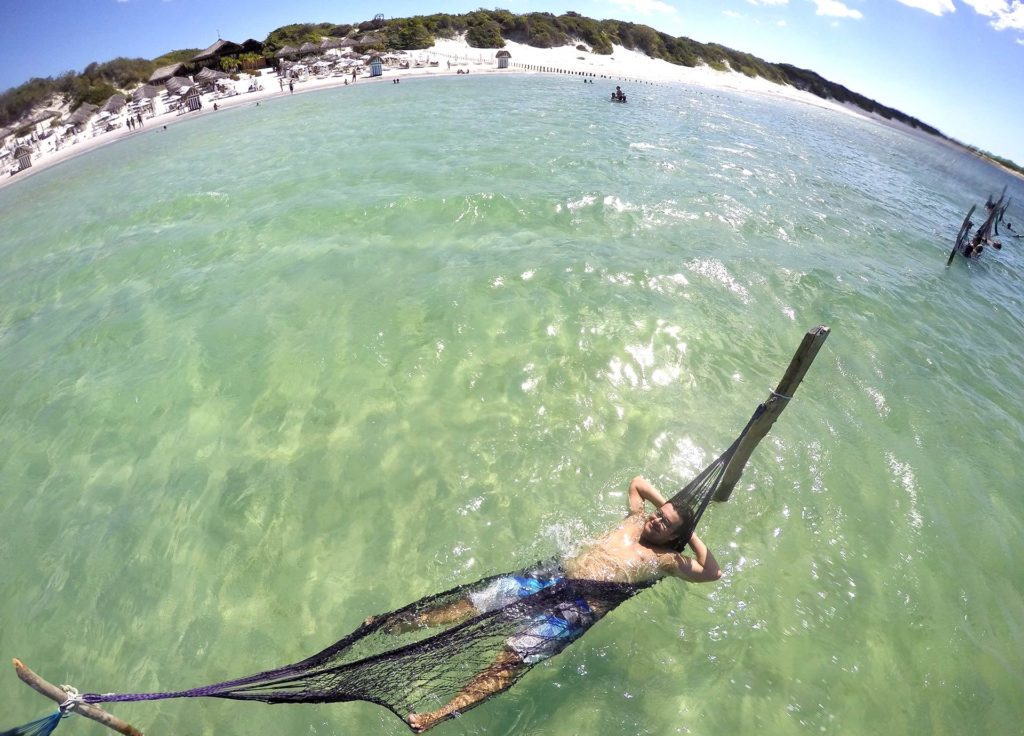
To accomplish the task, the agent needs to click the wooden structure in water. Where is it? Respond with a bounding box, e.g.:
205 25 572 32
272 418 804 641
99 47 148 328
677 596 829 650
715 325 831 502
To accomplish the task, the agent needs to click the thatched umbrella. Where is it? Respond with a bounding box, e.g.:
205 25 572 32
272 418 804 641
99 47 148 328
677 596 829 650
195 66 228 83
298 41 319 57
275 45 298 59
101 94 127 114
132 84 163 102
165 76 193 96
67 103 99 127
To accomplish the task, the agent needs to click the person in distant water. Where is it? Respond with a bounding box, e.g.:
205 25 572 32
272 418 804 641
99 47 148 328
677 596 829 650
611 85 626 102
392 475 722 732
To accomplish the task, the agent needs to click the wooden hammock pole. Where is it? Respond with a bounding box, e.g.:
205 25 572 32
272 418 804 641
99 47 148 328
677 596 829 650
12 658 144 736
714 324 830 502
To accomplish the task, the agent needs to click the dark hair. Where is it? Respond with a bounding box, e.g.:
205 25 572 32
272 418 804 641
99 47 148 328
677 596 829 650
665 503 695 553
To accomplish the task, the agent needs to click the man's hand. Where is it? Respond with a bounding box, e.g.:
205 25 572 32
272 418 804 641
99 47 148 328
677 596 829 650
628 476 668 515
665 533 722 583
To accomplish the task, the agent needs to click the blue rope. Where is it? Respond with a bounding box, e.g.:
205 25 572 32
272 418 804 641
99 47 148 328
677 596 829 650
0 711 63 736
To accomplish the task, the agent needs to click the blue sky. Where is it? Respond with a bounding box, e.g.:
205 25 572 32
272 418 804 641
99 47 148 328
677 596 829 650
3 1 1023 163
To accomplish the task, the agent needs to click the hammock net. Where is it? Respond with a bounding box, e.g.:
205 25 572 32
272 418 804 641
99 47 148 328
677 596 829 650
4 406 762 736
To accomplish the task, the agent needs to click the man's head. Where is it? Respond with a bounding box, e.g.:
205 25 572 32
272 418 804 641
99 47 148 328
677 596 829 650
640 502 694 552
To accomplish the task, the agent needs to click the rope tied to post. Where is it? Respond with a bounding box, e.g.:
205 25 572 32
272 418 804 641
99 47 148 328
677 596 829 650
58 687 83 715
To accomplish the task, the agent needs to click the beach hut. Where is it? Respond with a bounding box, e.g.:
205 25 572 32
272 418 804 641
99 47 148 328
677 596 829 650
496 50 511 69
368 55 383 77
13 144 32 171
184 86 202 112
192 39 245 68
149 62 186 84
239 39 265 56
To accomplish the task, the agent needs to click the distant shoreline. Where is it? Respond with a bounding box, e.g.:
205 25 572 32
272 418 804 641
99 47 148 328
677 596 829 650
2 38 1019 192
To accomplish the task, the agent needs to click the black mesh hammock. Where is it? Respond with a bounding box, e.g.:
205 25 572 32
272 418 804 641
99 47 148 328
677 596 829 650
9 336 830 736
3 410 757 736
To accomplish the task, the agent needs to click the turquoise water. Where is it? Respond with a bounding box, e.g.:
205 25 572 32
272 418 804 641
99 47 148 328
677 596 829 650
1 74 1022 735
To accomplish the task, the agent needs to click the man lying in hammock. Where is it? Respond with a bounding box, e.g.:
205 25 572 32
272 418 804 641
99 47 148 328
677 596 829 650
372 475 722 732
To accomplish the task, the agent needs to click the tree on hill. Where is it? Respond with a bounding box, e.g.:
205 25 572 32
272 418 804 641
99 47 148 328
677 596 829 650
465 16 504 48
0 77 60 129
385 18 435 50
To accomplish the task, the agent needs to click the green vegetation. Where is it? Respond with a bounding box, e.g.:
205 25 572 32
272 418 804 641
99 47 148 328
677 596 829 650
1 8 1019 173
1 56 159 128
152 49 202 68
386 18 435 50
1 77 56 130
262 23 353 54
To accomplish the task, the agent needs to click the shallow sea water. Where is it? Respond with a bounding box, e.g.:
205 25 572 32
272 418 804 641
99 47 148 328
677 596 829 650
1 74 1022 736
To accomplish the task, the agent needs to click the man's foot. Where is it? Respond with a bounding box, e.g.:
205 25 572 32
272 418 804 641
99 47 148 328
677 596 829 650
406 712 435 733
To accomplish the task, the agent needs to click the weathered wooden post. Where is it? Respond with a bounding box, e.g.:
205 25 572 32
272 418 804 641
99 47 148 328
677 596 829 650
12 658 143 736
714 324 830 502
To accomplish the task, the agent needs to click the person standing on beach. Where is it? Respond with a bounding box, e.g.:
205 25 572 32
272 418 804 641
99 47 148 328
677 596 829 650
279 78 284 91
289 79 294 93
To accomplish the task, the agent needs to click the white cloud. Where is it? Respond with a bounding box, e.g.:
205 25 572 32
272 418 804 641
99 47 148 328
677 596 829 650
993 2 1024 30
963 0 1007 14
895 0 955 15
813 0 864 19
607 0 679 15
777 19 788 25
746 0 790 5
963 0 1024 30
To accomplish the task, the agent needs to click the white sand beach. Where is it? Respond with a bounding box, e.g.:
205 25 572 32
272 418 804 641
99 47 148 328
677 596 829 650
0 36 933 191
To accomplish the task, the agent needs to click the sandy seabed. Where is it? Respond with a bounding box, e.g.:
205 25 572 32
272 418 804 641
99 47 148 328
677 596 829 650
0 37 949 192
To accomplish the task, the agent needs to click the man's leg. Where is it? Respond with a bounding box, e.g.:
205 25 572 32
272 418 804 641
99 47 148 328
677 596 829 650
365 596 477 634
407 647 525 732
